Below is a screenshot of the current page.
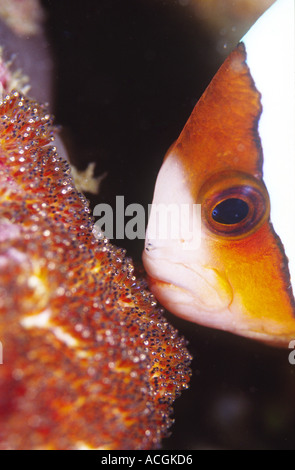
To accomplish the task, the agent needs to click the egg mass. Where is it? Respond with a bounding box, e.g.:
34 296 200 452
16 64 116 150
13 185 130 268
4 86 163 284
143 0 295 347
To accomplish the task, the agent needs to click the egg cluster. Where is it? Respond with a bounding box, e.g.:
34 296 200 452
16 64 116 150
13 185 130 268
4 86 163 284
0 92 191 450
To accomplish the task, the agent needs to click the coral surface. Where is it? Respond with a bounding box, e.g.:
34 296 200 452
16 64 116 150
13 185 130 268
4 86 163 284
0 0 43 36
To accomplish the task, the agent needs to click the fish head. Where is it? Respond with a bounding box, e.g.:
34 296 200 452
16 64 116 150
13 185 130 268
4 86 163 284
143 0 295 346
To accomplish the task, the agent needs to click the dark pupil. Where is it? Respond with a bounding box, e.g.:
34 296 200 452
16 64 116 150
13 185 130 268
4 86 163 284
212 198 249 225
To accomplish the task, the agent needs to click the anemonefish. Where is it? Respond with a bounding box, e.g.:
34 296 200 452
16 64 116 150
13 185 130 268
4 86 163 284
143 0 295 347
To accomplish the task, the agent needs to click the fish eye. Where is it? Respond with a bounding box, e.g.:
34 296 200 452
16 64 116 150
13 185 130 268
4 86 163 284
212 198 249 225
198 170 270 240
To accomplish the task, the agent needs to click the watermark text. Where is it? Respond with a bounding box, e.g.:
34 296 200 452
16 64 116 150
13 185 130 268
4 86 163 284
288 340 295 365
93 196 202 249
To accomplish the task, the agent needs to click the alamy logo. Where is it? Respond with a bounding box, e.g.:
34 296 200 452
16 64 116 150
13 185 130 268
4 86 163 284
288 340 295 365
93 196 202 249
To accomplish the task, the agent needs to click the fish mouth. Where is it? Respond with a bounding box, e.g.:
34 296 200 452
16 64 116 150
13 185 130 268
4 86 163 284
143 251 235 329
146 258 295 346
